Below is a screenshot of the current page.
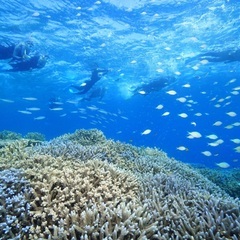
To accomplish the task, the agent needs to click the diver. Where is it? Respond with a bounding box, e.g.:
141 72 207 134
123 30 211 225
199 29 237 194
69 68 109 95
186 49 240 64
7 54 48 72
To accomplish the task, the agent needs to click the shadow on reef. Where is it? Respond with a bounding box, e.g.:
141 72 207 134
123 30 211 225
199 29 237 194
0 129 240 239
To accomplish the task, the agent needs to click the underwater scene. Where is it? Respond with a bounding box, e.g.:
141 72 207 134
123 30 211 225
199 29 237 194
0 0 240 239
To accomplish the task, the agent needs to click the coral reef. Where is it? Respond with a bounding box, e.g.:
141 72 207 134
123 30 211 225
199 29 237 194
142 173 240 239
195 167 240 198
0 169 31 239
0 129 239 239
0 130 22 140
60 128 106 145
24 132 45 142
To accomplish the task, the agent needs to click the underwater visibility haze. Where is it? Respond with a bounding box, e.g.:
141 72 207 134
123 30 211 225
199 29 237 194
1 0 240 239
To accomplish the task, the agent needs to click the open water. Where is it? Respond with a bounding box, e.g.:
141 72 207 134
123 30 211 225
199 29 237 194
0 0 239 168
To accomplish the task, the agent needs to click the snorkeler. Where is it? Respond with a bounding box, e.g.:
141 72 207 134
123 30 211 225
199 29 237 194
10 40 34 62
69 68 109 95
7 54 48 71
0 40 34 61
186 49 240 64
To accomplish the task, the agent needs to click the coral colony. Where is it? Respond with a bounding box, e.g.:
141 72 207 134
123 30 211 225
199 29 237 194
0 129 240 239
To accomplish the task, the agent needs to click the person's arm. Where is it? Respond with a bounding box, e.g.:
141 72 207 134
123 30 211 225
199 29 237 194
12 43 29 60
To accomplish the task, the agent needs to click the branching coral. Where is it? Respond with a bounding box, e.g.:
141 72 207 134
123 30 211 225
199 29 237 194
0 169 31 239
60 128 107 145
24 132 45 142
0 129 239 239
195 168 240 198
0 130 22 140
141 173 240 239
24 158 151 239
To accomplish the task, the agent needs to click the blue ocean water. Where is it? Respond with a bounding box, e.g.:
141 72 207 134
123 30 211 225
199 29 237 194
0 0 239 168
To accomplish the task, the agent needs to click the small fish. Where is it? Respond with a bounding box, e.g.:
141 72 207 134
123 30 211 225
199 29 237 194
225 125 234 129
156 104 163 110
192 65 200 70
216 162 230 168
195 113 202 117
208 142 219 147
66 100 78 104
164 47 171 51
201 151 212 157
200 59 209 65
0 98 14 103
26 107 41 111
52 101 63 105
232 122 240 126
177 146 188 151
50 107 63 111
231 139 240 144
166 90 177 95
216 139 224 144
87 106 98 111
162 111 170 116
233 86 240 90
226 111 237 117
138 90 146 95
234 146 240 153
182 83 191 88
174 71 181 75
131 60 137 64
156 68 164 73
178 113 188 118
176 97 187 103
206 134 218 140
80 82 87 87
213 121 222 126
34 116 46 120
217 98 225 103
187 131 202 139
141 129 151 135
191 122 197 127
228 79 236 84
60 114 67 117
22 97 38 101
18 110 32 114
231 91 239 95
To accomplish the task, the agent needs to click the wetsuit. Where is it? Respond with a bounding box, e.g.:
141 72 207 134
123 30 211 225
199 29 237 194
0 42 15 59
